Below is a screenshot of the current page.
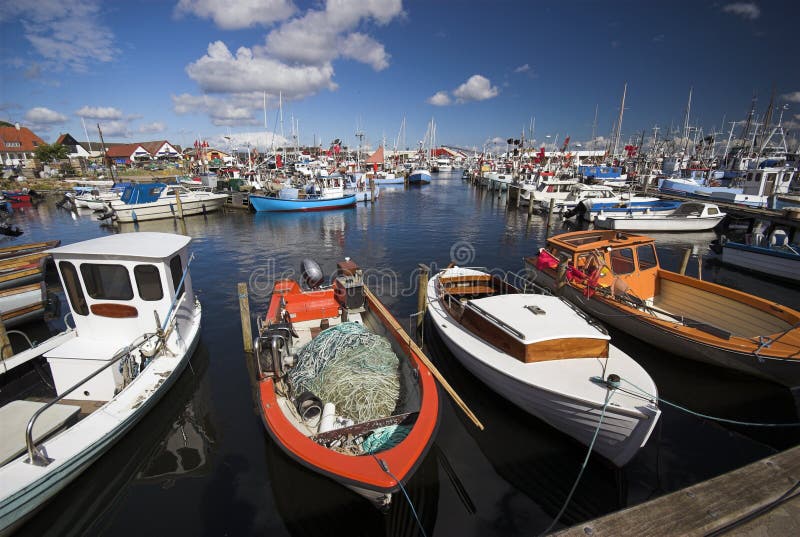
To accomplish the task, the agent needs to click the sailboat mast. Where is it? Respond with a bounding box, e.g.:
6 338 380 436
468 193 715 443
612 83 627 158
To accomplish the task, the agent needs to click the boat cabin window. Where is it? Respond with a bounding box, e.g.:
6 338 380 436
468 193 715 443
609 248 636 274
134 265 164 301
636 244 658 270
59 261 89 316
169 255 185 299
81 264 134 300
707 206 719 215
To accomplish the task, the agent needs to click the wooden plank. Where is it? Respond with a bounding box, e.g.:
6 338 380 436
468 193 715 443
311 412 416 443
238 282 253 353
554 445 800 537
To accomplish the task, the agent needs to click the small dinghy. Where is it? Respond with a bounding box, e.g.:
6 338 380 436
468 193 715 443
251 259 439 509
427 267 660 467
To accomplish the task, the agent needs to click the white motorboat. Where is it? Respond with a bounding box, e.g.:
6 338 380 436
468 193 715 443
102 183 227 223
426 267 660 467
594 202 726 232
0 232 202 535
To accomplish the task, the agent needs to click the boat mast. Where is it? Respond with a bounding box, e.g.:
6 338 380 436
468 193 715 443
612 82 627 159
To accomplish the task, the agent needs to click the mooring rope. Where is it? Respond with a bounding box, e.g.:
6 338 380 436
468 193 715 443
373 456 427 537
620 378 800 427
539 387 616 536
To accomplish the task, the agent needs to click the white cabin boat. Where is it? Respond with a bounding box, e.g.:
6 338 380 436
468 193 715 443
427 267 660 467
0 233 202 535
594 202 726 232
104 183 227 223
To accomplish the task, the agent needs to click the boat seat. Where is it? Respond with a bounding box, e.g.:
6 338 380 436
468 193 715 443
0 400 81 465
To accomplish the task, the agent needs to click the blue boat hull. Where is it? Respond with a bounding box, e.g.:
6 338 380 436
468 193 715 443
408 171 431 184
249 194 357 212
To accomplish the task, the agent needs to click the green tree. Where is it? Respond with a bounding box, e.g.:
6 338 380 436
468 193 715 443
34 143 69 164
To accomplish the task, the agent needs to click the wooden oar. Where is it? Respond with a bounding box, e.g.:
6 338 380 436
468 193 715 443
365 286 484 430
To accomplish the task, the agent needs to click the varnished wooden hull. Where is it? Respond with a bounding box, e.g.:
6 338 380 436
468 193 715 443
526 261 800 388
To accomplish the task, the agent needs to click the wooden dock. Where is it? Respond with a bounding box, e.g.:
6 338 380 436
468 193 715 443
554 444 800 536
224 192 251 211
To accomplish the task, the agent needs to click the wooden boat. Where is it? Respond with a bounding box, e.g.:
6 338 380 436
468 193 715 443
0 240 60 261
251 259 439 509
594 202 725 232
0 282 46 328
426 267 660 467
249 193 357 212
101 183 227 223
0 232 202 535
712 228 799 284
524 230 800 388
0 252 52 291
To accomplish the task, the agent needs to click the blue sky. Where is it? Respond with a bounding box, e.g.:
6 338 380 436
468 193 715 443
1 0 799 153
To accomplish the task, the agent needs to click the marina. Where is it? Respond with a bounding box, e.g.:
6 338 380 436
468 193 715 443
1 173 799 536
2 1 799 534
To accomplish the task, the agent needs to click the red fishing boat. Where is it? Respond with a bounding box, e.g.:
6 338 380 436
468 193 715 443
251 258 439 509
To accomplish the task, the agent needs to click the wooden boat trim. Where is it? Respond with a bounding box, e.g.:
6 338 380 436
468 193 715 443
89 303 139 318
437 272 609 362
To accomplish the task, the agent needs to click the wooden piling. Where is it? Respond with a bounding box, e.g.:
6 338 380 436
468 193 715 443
516 185 521 208
238 282 253 353
528 193 535 216
679 248 692 275
0 317 12 360
697 253 703 280
416 264 430 335
174 189 185 219
369 178 375 203
547 198 556 225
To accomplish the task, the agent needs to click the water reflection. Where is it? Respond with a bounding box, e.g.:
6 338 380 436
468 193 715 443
15 345 214 537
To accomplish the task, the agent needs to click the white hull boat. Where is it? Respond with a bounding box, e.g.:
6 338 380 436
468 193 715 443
594 202 725 232
105 183 227 223
426 268 660 467
0 233 202 535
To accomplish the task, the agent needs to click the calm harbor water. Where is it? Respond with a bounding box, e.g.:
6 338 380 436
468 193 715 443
9 173 800 536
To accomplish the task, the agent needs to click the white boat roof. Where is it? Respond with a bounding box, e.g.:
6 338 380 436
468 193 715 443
49 232 191 260
468 294 609 344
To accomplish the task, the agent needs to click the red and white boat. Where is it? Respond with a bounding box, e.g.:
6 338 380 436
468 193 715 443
251 259 439 509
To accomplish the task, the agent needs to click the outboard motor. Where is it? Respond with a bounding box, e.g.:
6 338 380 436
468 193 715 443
301 258 324 289
96 205 115 221
334 258 366 312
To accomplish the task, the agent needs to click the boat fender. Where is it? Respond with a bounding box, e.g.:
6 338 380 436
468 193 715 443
295 391 323 422
319 402 337 433
301 258 324 289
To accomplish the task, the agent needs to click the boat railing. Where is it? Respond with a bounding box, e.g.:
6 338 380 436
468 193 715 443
24 331 157 467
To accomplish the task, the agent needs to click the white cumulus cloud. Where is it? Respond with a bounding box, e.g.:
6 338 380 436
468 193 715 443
261 0 402 69
781 91 800 103
186 41 337 98
75 106 124 120
172 93 272 126
722 2 761 20
174 0 296 29
138 122 166 134
24 107 67 124
453 75 499 103
97 120 131 138
427 91 451 106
